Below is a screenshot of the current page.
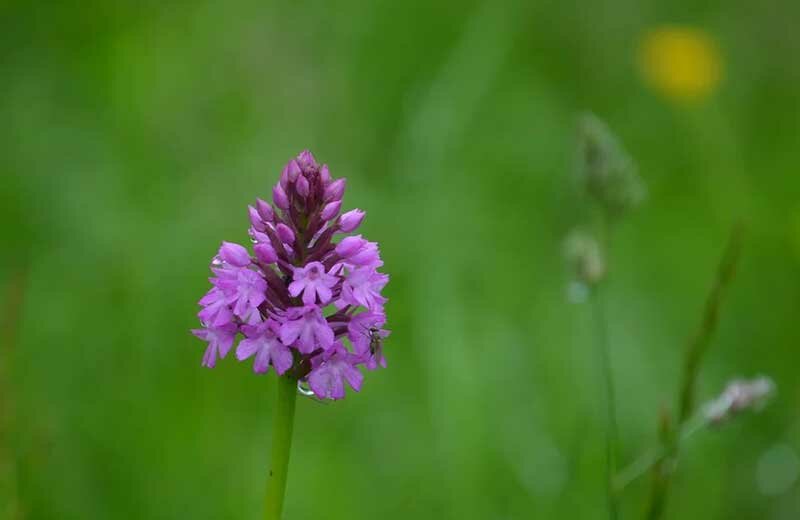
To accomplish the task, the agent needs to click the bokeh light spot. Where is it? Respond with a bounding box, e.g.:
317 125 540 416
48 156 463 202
756 444 800 496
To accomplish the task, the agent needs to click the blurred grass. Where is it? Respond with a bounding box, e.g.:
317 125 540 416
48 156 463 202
1 0 800 518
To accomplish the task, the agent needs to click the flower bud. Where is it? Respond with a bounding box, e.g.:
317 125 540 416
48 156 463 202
248 228 269 244
273 184 289 210
336 235 365 257
319 164 331 183
285 160 301 182
296 174 310 198
339 209 365 232
297 150 318 172
254 243 278 264
324 178 346 202
256 198 273 222
276 223 295 244
321 200 342 221
348 241 380 267
219 241 251 267
248 206 266 232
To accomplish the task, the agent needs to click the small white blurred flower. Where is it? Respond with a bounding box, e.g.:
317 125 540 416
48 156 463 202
704 376 775 426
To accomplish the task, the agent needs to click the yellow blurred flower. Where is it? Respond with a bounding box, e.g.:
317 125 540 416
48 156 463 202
638 26 723 103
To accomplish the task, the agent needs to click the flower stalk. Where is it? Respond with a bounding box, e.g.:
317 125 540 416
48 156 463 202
646 223 744 520
616 375 774 493
571 113 644 520
191 150 391 518
264 375 298 520
591 281 621 520
589 215 620 520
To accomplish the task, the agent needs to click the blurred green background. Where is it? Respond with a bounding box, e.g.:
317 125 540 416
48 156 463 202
1 1 799 519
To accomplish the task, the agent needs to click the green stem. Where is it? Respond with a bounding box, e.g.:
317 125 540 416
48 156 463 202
591 213 620 520
614 413 705 493
591 284 620 520
646 223 744 520
676 224 744 424
264 375 298 520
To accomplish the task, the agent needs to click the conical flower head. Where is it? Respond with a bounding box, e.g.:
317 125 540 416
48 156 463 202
576 113 646 216
192 150 391 399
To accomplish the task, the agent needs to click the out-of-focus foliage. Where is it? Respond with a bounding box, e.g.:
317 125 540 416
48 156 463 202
1 1 799 519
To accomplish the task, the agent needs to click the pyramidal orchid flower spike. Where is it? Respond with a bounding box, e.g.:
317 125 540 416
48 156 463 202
191 151 390 519
192 149 390 394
